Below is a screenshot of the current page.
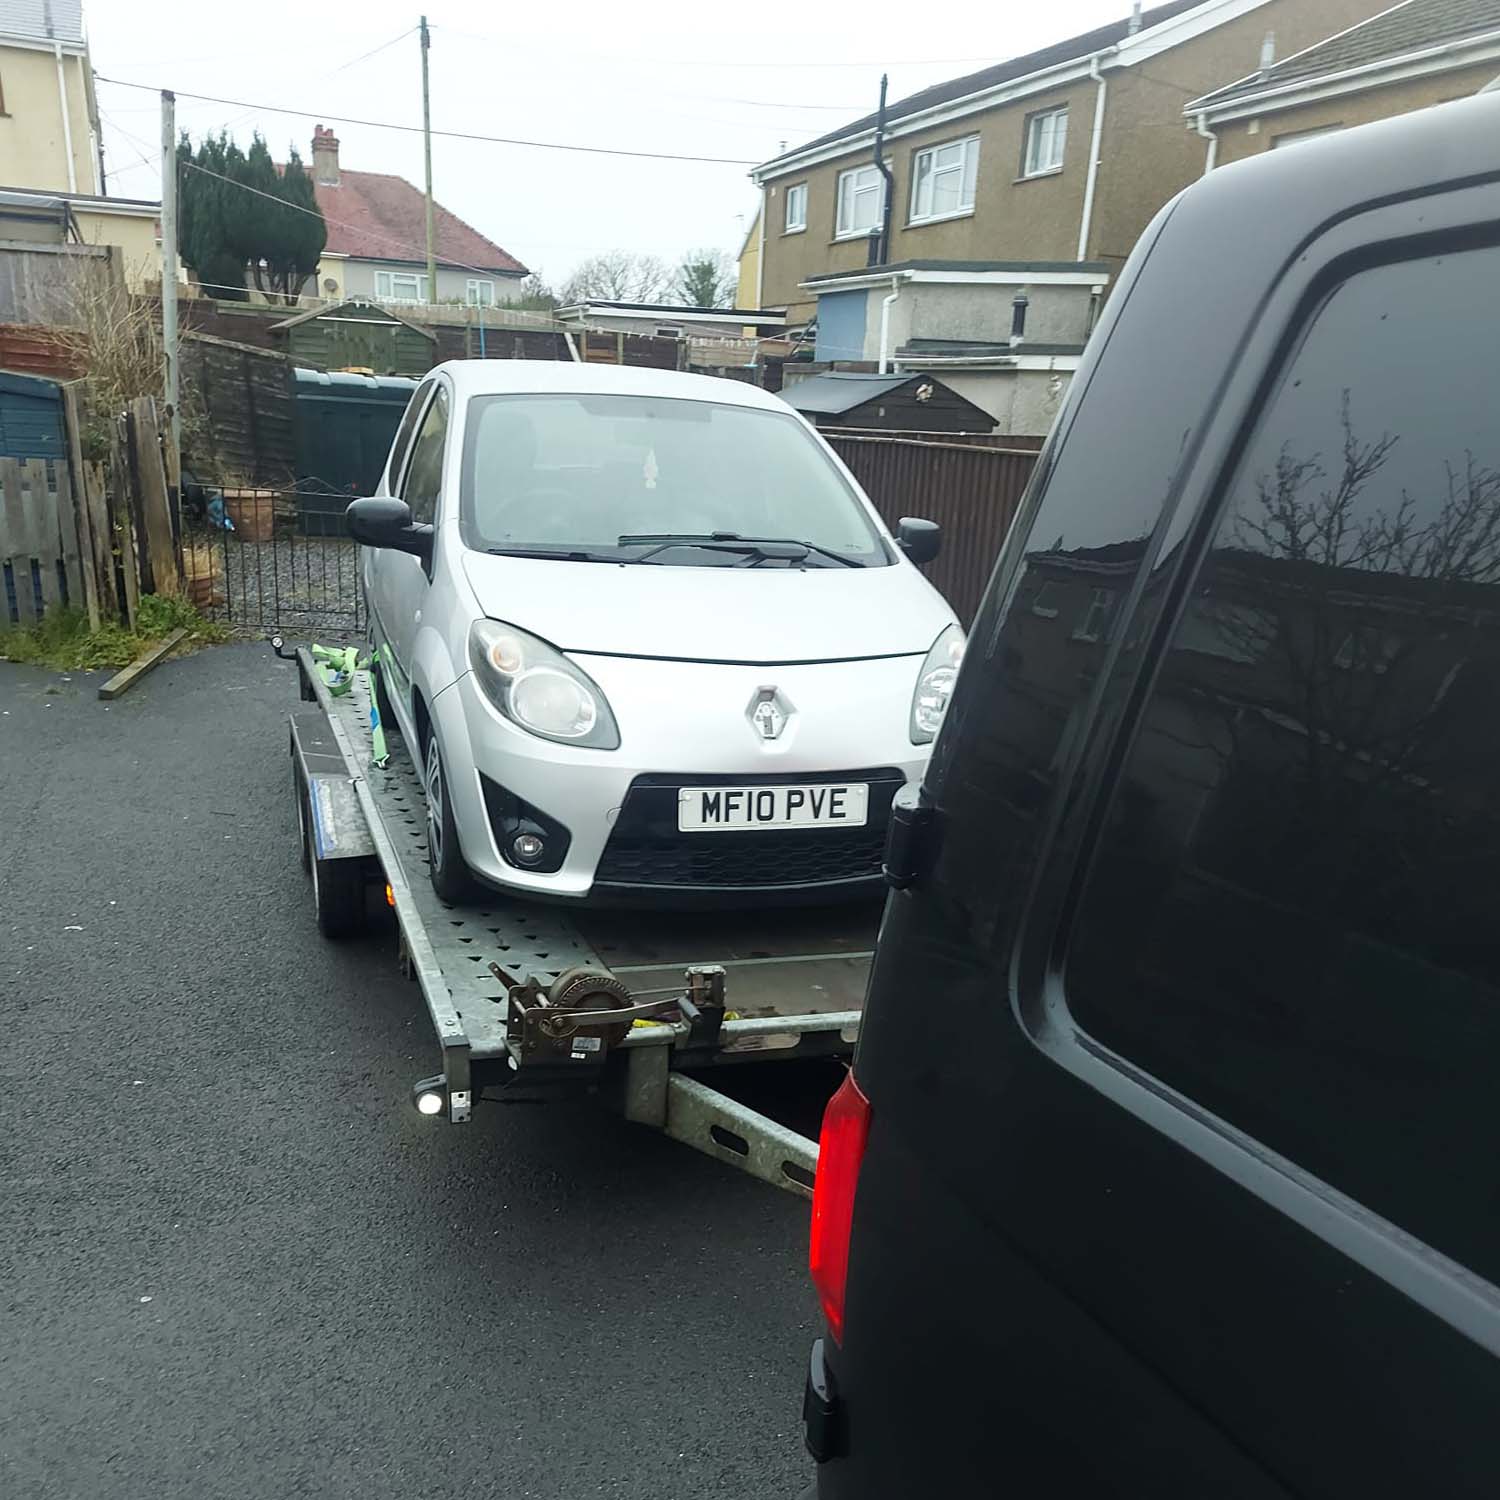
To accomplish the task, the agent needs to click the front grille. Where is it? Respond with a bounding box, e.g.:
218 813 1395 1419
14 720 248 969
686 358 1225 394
594 769 902 890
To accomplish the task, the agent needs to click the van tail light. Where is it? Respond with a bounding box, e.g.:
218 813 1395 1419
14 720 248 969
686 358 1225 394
810 1070 872 1345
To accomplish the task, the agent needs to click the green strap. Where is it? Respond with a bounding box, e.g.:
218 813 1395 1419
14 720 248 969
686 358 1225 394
311 642 388 769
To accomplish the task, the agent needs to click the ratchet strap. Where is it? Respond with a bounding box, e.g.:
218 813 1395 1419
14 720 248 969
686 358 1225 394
311 642 389 769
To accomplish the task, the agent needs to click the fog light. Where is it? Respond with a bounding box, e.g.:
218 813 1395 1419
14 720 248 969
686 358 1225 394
411 1073 446 1116
512 832 545 864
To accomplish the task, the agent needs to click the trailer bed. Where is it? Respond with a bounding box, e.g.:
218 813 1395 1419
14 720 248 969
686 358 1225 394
290 648 873 1193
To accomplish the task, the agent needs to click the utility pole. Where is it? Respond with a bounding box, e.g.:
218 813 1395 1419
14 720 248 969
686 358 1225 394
420 16 437 305
160 89 180 459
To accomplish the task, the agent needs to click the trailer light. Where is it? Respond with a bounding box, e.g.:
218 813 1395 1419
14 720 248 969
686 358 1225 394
412 1074 447 1116
385 882 395 908
512 832 545 864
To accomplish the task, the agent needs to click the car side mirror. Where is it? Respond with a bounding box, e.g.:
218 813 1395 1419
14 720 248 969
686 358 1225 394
897 516 941 565
346 497 433 560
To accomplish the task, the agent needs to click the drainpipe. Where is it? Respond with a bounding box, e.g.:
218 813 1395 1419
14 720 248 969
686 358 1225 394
755 182 767 308
1195 111 1219 174
1076 53 1108 261
54 43 78 194
878 274 904 374
873 74 895 266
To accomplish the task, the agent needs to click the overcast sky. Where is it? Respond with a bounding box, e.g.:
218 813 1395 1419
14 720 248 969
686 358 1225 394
88 0 1141 287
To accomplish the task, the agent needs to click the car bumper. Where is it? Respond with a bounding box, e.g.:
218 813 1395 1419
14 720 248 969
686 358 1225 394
431 653 931 902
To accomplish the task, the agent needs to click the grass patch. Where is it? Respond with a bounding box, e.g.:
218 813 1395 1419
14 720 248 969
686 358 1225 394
0 596 230 672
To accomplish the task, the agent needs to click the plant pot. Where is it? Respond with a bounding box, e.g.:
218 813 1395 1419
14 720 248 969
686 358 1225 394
185 572 217 608
223 488 276 542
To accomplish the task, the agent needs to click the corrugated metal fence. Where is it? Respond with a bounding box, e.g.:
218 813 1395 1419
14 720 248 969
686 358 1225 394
827 433 1038 625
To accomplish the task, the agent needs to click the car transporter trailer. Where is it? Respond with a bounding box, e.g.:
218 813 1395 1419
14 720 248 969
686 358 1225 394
287 646 876 1198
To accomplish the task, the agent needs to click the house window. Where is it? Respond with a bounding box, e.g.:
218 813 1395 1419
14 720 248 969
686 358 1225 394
835 165 885 240
655 325 684 338
465 279 495 306
376 270 429 303
1030 579 1061 618
1071 587 1117 643
1022 106 1068 177
910 136 979 224
784 182 807 234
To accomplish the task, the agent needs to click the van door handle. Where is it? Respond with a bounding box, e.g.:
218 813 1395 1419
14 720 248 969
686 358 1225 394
884 783 937 890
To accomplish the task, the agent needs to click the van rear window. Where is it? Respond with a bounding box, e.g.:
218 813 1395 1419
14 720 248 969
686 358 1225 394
1066 244 1500 1285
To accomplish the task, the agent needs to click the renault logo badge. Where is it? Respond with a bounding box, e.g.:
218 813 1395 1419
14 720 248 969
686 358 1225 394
747 686 791 741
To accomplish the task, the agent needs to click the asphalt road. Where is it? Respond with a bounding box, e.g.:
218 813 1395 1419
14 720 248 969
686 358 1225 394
0 642 823 1500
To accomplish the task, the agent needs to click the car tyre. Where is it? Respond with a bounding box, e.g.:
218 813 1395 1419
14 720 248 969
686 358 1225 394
423 726 476 904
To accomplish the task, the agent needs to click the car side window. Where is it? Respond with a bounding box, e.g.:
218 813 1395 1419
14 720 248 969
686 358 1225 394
1066 242 1500 1284
385 380 433 495
401 385 449 525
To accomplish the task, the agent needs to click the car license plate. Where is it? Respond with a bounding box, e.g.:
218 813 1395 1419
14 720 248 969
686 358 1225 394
678 783 869 832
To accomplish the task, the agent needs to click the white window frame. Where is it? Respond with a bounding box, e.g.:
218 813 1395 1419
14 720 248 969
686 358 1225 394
909 135 979 225
835 165 885 241
784 182 807 234
654 325 684 338
1022 106 1068 178
376 269 429 303
1072 587 1117 644
465 278 495 306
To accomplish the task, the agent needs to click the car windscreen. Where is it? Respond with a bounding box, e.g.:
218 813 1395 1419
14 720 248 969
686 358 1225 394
459 392 891 567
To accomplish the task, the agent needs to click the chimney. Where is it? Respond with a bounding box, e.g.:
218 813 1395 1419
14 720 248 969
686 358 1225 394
312 125 340 186
1128 1 1142 36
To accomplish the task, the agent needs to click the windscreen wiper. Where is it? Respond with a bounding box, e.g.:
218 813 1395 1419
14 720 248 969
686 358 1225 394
616 532 861 568
485 546 641 564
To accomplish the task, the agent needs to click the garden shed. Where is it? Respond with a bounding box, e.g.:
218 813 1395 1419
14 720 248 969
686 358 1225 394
0 371 66 459
270 299 436 377
779 371 995 434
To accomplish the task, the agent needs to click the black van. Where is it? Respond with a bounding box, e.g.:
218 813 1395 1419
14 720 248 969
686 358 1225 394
802 92 1500 1497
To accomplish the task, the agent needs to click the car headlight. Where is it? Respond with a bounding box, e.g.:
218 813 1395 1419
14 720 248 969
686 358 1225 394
910 624 965 744
467 620 620 750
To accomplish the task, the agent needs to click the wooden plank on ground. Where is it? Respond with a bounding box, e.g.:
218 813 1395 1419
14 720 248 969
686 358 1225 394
128 397 179 596
61 386 100 629
97 626 187 700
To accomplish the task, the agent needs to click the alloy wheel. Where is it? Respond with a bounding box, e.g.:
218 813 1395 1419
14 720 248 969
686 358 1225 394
425 735 445 871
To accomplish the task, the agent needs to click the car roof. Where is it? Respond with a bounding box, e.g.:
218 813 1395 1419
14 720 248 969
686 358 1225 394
433 358 790 413
1175 90 1500 263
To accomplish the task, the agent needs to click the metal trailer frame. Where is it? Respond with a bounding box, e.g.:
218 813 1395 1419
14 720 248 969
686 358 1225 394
288 647 861 1198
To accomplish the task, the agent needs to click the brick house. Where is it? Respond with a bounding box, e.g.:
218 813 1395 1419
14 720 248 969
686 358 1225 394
1188 0 1500 164
304 127 528 309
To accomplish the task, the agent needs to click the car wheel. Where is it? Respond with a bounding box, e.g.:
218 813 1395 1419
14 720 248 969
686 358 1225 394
423 727 475 904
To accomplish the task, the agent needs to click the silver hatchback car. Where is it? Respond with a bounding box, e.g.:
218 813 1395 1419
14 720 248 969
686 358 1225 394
348 361 962 906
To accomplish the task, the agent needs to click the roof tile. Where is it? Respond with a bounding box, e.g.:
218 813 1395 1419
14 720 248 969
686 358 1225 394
313 169 527 276
1196 0 1500 107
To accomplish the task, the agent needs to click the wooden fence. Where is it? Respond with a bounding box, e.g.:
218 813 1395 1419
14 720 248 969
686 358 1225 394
0 392 180 634
180 332 297 488
827 433 1039 625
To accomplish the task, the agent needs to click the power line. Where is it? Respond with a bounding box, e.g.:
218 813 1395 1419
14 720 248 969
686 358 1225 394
105 110 519 278
94 75 761 165
428 26 1005 72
